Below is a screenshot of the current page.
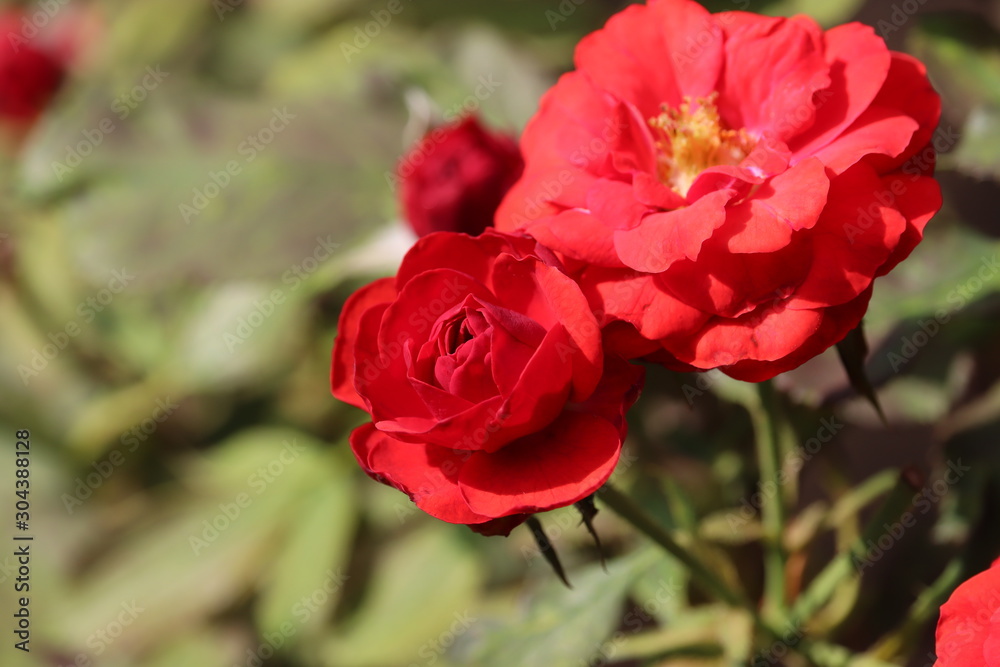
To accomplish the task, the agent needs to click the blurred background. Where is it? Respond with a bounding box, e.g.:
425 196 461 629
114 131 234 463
1 0 999 665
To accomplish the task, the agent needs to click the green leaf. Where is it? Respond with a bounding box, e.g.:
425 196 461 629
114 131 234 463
254 472 357 644
470 549 658 667
323 526 484 667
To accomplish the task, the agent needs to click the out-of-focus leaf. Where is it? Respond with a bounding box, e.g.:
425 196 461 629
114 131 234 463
163 283 308 393
865 222 1000 333
144 632 236 667
950 106 1000 181
910 15 1000 116
761 0 865 27
614 605 752 666
254 471 357 644
630 550 689 626
48 429 332 661
700 509 763 546
469 549 658 667
323 527 484 667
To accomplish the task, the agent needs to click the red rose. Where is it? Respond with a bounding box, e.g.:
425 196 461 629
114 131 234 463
399 115 524 237
935 557 1000 666
0 11 67 126
331 230 643 535
496 0 942 381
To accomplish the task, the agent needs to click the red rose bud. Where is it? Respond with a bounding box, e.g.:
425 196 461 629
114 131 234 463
331 230 644 535
497 0 942 382
398 115 524 237
934 557 1000 666
0 10 67 127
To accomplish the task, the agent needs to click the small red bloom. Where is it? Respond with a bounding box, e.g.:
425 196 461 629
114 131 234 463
399 115 524 237
0 11 67 127
497 0 942 381
935 557 1000 666
331 231 643 534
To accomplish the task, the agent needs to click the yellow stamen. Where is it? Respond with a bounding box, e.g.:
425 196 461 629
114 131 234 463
649 93 756 197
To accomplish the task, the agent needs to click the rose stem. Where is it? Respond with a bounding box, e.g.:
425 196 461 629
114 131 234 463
746 380 792 626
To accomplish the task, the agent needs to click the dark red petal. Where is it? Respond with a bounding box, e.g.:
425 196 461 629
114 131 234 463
490 255 603 401
349 423 491 525
568 355 645 437
396 230 537 289
458 412 623 517
331 277 396 408
370 269 493 423
468 514 530 537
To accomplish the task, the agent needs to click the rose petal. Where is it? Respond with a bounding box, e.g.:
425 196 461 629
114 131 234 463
789 22 892 159
574 0 723 117
331 277 396 408
350 423 490 525
718 15 831 141
789 162 906 309
613 188 735 273
458 412 623 517
718 157 830 254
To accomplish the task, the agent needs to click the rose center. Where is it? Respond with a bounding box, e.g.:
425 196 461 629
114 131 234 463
649 93 755 197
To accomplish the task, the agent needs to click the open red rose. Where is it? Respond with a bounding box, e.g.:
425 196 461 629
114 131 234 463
0 11 67 127
331 230 643 535
399 115 524 237
496 0 942 381
934 557 1000 666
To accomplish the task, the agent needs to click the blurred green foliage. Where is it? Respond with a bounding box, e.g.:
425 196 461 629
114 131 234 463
1 1 999 666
